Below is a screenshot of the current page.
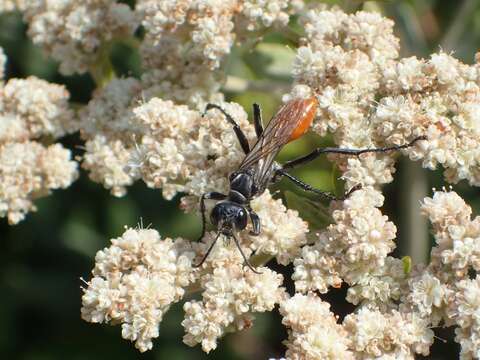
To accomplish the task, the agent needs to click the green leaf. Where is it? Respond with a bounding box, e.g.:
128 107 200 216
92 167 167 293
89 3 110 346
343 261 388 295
254 43 296 78
331 165 344 198
402 256 412 275
284 191 333 230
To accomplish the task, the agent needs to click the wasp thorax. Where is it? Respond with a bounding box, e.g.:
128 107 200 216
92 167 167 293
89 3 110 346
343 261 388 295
229 172 254 200
211 201 248 233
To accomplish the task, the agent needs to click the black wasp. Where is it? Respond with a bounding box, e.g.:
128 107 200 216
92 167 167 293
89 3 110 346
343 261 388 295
195 96 426 272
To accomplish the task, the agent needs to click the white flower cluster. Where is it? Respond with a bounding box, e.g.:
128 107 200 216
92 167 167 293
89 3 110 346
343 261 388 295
183 238 285 353
137 0 301 71
378 53 480 187
402 268 448 326
81 227 196 352
132 98 255 199
421 190 480 281
346 256 406 310
18 0 304 194
78 77 251 197
0 0 18 13
280 293 353 360
293 187 396 293
399 190 480 358
21 0 138 75
80 77 144 197
2 77 77 138
68 5 480 359
248 191 308 265
280 293 433 359
81 228 287 353
343 307 433 359
291 7 480 188
137 0 303 110
451 277 480 360
139 39 224 110
0 50 78 224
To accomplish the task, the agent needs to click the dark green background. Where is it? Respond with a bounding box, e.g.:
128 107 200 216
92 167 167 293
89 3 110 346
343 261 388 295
1 1 480 359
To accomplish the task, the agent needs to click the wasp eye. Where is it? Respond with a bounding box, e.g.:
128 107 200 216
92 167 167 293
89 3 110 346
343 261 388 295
211 203 224 226
234 208 248 230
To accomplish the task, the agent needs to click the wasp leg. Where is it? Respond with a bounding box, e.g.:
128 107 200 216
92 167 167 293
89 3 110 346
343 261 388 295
197 191 227 242
281 136 427 171
275 169 359 201
204 103 251 155
253 103 263 139
232 231 261 274
193 232 222 268
248 210 261 236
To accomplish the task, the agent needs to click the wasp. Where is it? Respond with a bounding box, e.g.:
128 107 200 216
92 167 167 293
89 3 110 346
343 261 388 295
195 97 426 272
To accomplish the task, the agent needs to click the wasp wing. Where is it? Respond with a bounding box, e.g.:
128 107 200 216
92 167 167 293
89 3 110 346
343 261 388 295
239 99 314 194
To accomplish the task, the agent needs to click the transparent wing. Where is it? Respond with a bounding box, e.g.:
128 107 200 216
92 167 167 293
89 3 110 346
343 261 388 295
239 99 312 193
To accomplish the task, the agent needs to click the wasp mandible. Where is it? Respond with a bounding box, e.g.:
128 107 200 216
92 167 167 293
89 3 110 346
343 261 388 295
195 97 426 272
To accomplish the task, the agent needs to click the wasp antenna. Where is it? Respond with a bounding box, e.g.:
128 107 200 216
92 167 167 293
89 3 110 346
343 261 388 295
193 232 221 268
232 231 261 274
413 135 428 143
202 103 218 117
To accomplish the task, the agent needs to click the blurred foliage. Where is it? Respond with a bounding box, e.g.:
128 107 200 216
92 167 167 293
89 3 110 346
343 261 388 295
1 1 480 359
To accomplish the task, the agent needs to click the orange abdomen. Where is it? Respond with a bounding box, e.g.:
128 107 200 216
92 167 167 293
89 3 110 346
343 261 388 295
288 96 318 142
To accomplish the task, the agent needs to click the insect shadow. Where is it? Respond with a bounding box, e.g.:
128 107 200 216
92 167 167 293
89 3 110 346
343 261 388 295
195 98 426 273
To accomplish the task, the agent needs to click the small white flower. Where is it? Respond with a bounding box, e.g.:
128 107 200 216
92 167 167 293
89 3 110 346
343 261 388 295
81 228 196 352
293 188 396 293
280 293 353 360
182 243 285 353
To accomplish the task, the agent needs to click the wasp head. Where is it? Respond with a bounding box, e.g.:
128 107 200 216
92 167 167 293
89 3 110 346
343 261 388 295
211 201 248 235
